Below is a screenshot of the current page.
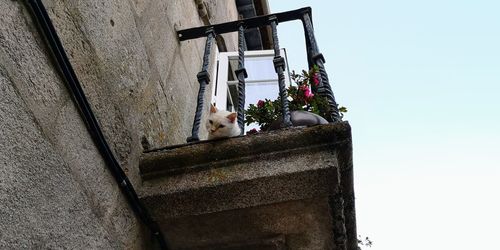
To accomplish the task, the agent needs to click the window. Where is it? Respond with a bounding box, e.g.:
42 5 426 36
211 49 291 131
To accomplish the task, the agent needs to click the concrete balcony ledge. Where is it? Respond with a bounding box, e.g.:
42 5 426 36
138 122 356 250
140 122 352 179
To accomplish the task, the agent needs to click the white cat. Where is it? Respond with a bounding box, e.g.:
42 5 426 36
206 104 241 139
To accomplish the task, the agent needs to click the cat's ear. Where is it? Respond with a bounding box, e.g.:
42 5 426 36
226 113 237 123
210 104 217 113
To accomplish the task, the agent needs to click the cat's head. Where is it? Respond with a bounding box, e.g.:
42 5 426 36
206 104 238 139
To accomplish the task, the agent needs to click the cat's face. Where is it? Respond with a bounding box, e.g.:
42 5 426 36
206 104 238 139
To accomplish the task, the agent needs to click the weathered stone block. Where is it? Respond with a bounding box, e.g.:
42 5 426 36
0 66 120 249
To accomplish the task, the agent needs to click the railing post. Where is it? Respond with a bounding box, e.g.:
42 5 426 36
269 16 292 128
235 23 248 134
187 28 215 143
301 11 341 122
302 12 347 249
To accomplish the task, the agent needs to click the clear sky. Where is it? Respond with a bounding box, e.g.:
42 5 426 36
269 1 500 249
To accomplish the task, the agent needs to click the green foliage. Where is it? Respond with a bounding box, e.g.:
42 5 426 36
245 65 347 131
245 98 282 131
339 106 348 113
357 236 373 249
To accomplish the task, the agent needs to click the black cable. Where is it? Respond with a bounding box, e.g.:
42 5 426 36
24 0 169 248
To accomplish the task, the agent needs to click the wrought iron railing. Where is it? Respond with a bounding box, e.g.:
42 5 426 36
178 7 341 142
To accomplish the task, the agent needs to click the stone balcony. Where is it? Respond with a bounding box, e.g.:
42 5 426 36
138 122 357 250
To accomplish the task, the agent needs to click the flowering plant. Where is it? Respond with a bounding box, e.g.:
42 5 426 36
245 65 347 131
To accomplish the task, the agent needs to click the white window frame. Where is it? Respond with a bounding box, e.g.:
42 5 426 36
212 49 291 112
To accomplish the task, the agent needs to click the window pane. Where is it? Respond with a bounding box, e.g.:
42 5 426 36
245 82 279 132
245 57 278 81
245 82 279 109
216 50 291 133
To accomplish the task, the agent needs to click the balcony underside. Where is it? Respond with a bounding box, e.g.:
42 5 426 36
139 122 356 250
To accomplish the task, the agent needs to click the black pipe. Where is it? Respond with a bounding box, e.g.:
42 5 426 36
24 0 170 248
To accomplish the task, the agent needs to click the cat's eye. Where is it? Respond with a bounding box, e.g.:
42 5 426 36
209 120 213 124
219 124 225 128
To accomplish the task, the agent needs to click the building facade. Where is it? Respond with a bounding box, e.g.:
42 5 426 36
0 0 254 248
1 1 356 249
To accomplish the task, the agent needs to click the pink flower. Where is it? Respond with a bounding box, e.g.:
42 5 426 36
313 74 320 86
298 84 314 101
304 87 314 100
257 100 265 108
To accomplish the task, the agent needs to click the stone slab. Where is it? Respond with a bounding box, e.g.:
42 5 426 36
141 122 352 178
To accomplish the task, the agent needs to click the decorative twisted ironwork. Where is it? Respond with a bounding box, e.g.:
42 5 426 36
269 16 292 127
301 12 341 122
235 24 248 134
187 28 215 142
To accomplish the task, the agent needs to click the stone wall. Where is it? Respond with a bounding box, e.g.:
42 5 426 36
0 0 238 248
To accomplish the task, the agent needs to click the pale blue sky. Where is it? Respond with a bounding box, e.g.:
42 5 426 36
270 1 500 249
